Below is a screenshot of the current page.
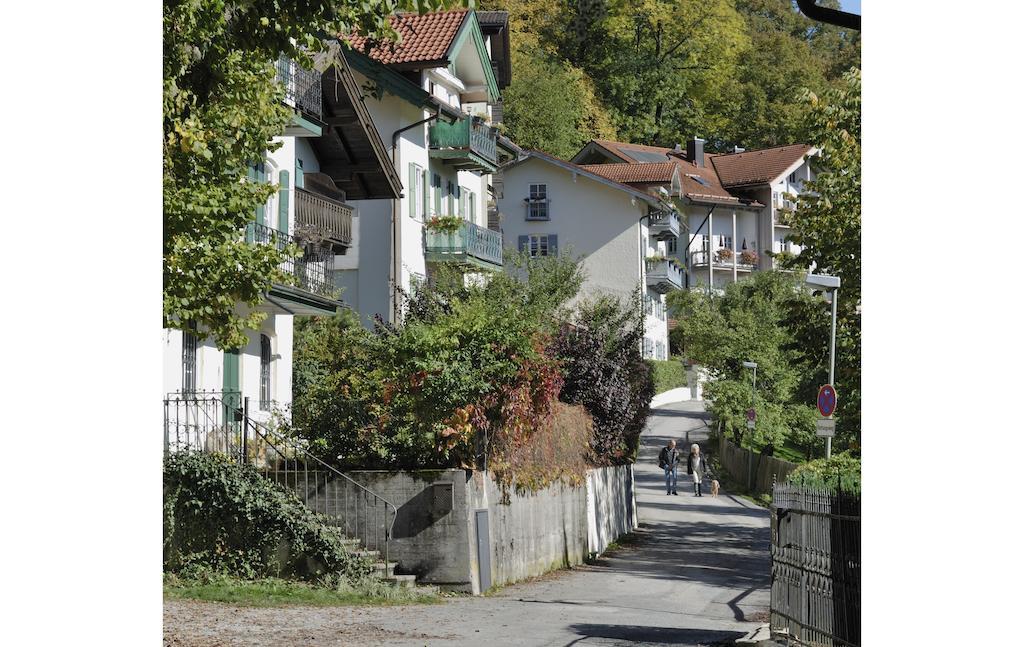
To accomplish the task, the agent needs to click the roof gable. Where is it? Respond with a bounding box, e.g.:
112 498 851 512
710 144 814 187
505 151 664 207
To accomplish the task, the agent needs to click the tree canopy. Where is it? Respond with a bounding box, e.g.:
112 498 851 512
163 0 456 349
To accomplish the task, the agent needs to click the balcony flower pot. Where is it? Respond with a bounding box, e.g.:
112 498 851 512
425 215 463 234
715 248 734 263
740 250 759 265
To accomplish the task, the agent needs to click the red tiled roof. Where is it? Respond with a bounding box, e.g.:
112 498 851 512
345 10 469 66
578 162 678 184
590 139 676 163
711 144 813 188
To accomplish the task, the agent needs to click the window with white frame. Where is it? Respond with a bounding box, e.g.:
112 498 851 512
643 338 654 359
260 334 272 410
522 233 556 257
527 184 549 220
666 237 677 254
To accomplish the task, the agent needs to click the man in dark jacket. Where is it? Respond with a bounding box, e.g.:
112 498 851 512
658 440 681 495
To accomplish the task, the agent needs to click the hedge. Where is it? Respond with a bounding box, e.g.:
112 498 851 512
163 452 374 581
646 358 687 395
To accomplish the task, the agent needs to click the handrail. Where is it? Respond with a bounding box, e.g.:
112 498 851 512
164 392 396 568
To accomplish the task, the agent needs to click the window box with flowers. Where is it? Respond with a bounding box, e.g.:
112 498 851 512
739 250 759 266
715 248 734 263
425 215 463 234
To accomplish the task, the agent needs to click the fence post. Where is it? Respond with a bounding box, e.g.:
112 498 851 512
747 451 753 491
242 396 250 466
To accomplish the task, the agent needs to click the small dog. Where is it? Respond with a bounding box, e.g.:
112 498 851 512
710 479 720 497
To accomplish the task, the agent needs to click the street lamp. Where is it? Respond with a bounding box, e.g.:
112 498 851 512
742 361 757 430
805 272 841 458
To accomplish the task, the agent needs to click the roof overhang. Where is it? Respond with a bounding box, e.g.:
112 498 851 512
312 51 404 201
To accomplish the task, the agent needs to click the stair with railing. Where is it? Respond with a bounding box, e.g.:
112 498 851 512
164 391 423 590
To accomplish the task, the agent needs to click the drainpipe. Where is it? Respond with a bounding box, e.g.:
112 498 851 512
389 109 442 323
684 205 716 290
638 206 649 358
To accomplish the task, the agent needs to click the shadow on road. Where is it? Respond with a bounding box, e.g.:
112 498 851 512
566 623 744 645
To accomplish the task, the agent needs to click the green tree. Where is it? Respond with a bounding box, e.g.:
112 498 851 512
780 67 861 449
163 0 453 349
669 271 824 458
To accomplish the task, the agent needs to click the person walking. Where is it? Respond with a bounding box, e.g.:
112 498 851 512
658 439 681 495
687 443 708 497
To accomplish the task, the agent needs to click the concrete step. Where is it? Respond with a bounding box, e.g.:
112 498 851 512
384 574 417 588
372 561 398 577
735 623 772 645
353 549 380 561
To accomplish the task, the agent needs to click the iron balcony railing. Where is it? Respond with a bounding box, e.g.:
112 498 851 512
648 210 681 240
164 392 397 566
295 187 353 249
429 115 498 166
276 56 322 119
645 257 684 294
246 222 335 298
424 220 503 269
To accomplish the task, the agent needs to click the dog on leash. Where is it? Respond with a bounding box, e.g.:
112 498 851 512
710 479 720 497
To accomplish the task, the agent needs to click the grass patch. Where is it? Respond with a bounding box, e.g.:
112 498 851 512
163 574 440 608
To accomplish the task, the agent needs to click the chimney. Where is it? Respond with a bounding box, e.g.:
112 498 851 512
687 137 705 167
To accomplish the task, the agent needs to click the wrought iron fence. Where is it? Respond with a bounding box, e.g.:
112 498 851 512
247 222 335 298
163 393 397 566
276 56 323 119
770 484 861 646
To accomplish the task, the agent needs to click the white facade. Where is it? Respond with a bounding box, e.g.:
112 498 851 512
163 135 306 421
337 51 497 328
496 155 675 360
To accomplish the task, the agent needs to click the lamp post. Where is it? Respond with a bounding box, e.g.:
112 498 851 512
742 361 757 429
805 273 841 459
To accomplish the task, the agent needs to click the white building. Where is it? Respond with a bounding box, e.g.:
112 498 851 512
495 150 682 361
335 9 518 327
163 53 400 426
572 137 818 292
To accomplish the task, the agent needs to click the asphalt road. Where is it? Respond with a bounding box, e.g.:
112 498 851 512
164 399 772 646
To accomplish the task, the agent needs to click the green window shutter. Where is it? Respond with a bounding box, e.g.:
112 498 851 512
422 169 429 217
278 170 290 234
254 163 266 226
433 173 441 214
408 164 416 218
295 158 304 189
470 192 476 223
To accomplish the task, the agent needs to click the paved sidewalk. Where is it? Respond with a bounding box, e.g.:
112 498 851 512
164 400 771 646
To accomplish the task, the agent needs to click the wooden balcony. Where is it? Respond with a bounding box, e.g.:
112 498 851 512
429 115 498 173
645 258 684 294
424 220 503 271
294 187 353 251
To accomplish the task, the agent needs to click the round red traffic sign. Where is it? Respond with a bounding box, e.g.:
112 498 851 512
817 384 837 418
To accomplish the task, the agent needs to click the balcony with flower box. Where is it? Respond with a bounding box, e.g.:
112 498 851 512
423 217 503 272
645 257 684 294
246 222 340 315
689 248 758 272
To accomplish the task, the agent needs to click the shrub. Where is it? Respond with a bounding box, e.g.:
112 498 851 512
786 452 861 493
646 358 687 394
490 402 594 493
163 452 373 581
552 294 655 463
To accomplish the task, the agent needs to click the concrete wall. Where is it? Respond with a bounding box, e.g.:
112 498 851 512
345 464 637 594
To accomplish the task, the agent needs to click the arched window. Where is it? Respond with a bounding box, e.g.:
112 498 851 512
259 335 272 410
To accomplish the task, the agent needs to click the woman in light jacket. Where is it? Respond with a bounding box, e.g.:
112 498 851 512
687 443 708 497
